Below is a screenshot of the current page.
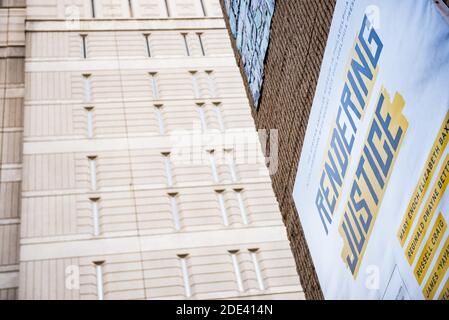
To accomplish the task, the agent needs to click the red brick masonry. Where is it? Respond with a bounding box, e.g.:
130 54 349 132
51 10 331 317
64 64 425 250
220 0 337 300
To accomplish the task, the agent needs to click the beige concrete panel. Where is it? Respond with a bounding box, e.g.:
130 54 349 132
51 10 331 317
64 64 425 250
0 58 24 85
0 181 21 219
21 194 78 238
19 257 80 300
0 98 23 128
26 32 79 59
0 8 25 47
25 71 73 101
172 0 202 17
0 287 18 300
22 153 77 191
135 0 166 18
0 131 22 164
0 223 19 266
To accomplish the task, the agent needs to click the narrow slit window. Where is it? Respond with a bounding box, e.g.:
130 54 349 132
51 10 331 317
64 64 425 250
149 72 159 100
249 249 265 291
91 0 96 18
182 33 190 56
197 103 207 132
208 150 219 183
93 261 104 300
90 197 100 236
85 107 94 138
163 153 173 187
81 34 88 59
178 255 192 298
83 74 92 103
199 0 207 17
154 104 165 135
197 33 205 56
128 0 134 17
229 251 244 292
88 156 97 191
164 0 171 17
190 71 200 99
144 34 151 57
205 70 217 97
169 193 181 231
216 190 229 226
213 103 225 132
235 189 248 225
226 150 238 182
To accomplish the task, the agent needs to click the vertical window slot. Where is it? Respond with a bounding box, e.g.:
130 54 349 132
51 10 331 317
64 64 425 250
182 33 190 56
234 189 248 225
154 104 165 135
88 156 97 191
162 152 173 187
199 0 207 17
249 249 265 291
178 254 192 298
226 150 238 182
197 33 205 56
208 150 219 183
229 250 244 292
213 103 225 132
164 0 171 17
205 70 217 97
93 261 104 300
85 106 94 138
91 0 96 18
190 71 200 99
128 0 134 17
149 72 159 100
169 193 181 231
81 34 87 59
216 190 229 226
197 103 207 132
144 34 151 57
90 197 101 236
83 73 92 103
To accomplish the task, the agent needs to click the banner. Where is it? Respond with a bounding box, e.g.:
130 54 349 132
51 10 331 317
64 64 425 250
293 0 449 299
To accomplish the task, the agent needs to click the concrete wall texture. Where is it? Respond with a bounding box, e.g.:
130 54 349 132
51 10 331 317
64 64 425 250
221 0 338 300
0 0 304 300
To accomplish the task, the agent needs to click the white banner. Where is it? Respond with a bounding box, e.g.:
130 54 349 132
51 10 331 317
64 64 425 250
293 0 449 299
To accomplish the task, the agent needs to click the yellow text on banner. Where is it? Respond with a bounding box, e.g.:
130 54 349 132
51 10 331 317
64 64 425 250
414 213 447 284
423 235 449 300
406 154 449 264
397 111 449 246
438 277 449 300
339 89 408 277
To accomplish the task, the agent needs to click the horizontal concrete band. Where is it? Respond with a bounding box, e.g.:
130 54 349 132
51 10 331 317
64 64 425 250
0 167 22 183
21 179 268 198
20 226 288 261
25 56 236 72
26 18 225 32
0 46 25 58
0 271 19 290
23 130 261 154
0 219 20 226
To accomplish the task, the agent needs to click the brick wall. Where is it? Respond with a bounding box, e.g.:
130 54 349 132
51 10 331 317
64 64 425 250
220 0 337 300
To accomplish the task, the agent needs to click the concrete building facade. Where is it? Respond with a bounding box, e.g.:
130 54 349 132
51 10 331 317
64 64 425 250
0 0 303 300
0 0 26 300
